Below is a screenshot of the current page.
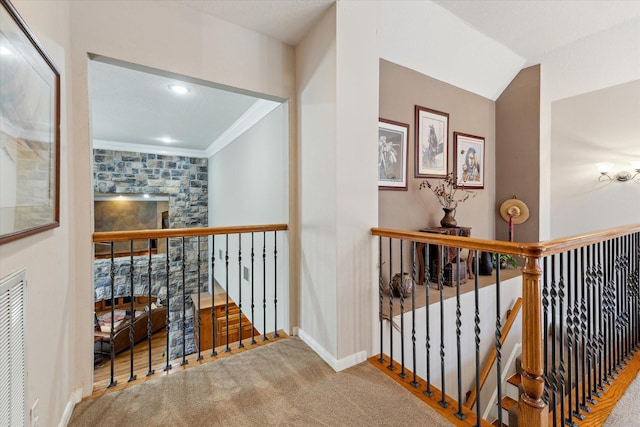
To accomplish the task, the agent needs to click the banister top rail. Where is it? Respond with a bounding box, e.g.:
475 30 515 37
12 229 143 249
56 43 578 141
93 224 288 243
372 223 640 258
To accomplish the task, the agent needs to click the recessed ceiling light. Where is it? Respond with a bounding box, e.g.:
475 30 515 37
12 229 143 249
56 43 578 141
158 136 179 144
143 194 150 199
168 84 189 95
0 45 12 55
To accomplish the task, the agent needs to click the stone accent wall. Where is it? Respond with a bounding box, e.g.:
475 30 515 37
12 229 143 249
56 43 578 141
93 149 208 359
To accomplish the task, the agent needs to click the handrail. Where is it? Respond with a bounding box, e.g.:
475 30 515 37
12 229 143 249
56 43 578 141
464 298 523 409
93 224 288 242
373 223 640 427
372 223 640 257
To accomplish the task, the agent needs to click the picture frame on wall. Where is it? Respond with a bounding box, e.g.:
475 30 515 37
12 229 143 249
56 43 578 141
454 132 485 189
378 118 409 190
0 0 61 244
415 105 448 178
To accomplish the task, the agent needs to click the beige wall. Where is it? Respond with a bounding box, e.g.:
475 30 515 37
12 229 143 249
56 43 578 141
495 65 541 243
379 59 496 239
2 1 298 423
0 2 75 425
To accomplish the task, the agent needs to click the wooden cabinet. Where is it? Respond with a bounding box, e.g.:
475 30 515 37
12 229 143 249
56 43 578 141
191 292 256 352
416 226 471 288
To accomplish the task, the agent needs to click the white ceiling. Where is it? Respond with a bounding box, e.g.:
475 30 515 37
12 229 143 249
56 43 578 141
431 0 640 62
89 1 640 156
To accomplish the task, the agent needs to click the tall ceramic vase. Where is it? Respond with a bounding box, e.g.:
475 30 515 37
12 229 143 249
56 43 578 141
440 208 457 228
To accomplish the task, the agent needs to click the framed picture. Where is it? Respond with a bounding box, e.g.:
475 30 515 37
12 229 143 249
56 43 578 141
0 0 61 244
378 118 409 190
454 132 484 189
415 105 449 178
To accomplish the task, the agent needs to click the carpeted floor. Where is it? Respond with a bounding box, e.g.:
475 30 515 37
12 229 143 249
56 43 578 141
69 337 453 427
605 369 640 426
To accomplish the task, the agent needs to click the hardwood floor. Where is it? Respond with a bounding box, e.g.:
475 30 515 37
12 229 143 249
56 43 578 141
93 327 169 385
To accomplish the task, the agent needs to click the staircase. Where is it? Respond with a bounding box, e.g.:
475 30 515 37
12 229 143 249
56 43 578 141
494 355 522 427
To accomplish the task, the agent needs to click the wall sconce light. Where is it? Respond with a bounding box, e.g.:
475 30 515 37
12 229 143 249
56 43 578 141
597 162 640 182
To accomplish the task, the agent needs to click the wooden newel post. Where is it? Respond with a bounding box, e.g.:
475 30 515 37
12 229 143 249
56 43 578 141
518 255 549 427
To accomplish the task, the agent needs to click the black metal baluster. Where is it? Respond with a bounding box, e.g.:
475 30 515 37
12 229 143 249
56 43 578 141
273 230 279 338
454 248 467 421
495 253 502 427
550 255 558 426
604 239 616 383
210 236 217 356
558 253 568 424
572 248 585 418
473 253 481 422
388 238 395 372
378 237 385 364
262 231 267 342
238 234 244 349
128 241 136 382
423 242 432 396
196 236 203 361
595 242 606 393
580 247 594 407
251 233 257 345
565 250 576 426
108 242 117 388
614 237 622 372
147 239 154 376
164 238 172 372
181 237 188 366
399 240 407 379
438 245 448 408
411 241 419 388
542 256 550 406
225 235 230 352
586 245 599 400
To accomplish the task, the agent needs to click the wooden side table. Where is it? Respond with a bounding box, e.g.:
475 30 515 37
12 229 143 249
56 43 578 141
416 226 472 287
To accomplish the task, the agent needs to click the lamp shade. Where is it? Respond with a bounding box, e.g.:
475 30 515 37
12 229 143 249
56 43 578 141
597 162 613 174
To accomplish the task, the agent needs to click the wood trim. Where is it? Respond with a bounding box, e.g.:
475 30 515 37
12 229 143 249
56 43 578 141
93 224 288 242
368 355 493 427
464 298 523 409
372 223 640 258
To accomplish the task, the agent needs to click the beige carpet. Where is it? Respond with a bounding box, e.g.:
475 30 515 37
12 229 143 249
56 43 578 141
604 369 640 427
70 337 453 427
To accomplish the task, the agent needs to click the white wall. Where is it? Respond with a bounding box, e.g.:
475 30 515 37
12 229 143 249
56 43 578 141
296 4 339 359
0 1 76 425
539 19 640 238
209 103 289 335
550 80 640 237
296 2 379 369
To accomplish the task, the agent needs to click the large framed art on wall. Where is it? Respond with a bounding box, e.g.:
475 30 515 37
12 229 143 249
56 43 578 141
0 0 61 244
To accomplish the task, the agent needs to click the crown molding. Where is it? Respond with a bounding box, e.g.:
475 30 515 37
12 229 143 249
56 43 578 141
92 139 208 158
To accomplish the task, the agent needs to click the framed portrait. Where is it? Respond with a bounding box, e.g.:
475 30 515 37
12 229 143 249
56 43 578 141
454 132 484 189
0 0 61 244
378 118 409 190
415 105 448 178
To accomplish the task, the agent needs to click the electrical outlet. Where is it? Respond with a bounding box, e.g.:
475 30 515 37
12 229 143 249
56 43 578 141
31 399 39 427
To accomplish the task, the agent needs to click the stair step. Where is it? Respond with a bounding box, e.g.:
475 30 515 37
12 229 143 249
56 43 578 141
501 396 518 412
507 373 521 387
492 420 508 427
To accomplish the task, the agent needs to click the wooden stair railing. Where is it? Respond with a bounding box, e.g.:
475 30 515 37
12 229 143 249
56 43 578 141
465 297 523 409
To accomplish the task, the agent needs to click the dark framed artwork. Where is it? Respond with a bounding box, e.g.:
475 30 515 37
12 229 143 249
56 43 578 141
415 105 448 178
454 132 484 189
378 118 409 190
0 0 61 244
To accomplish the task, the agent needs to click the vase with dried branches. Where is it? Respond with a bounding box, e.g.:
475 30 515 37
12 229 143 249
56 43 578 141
419 172 476 227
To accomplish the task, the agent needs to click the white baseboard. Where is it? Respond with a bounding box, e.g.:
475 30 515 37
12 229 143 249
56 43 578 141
297 328 367 372
58 387 82 427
